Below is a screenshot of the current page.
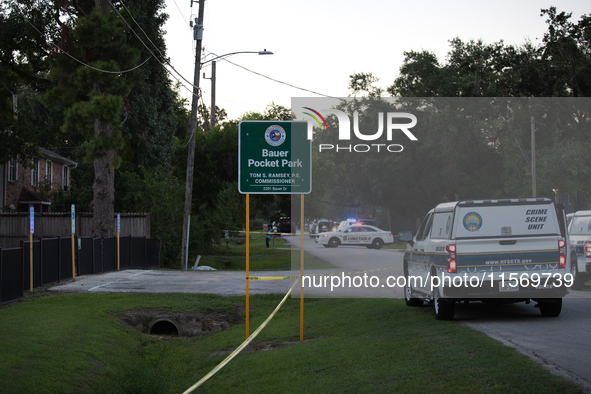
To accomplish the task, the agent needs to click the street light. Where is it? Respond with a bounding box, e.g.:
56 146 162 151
203 50 273 128
202 50 273 65
181 46 272 269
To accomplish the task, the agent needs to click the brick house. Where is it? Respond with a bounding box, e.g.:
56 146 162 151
1 147 77 213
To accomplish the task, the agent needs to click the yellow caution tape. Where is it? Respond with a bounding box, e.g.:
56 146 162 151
182 265 403 392
246 266 401 281
182 278 300 394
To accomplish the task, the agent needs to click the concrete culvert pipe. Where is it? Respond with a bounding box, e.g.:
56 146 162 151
148 318 182 336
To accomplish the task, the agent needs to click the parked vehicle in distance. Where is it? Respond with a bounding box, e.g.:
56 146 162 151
399 198 572 320
309 218 334 238
316 224 394 249
276 217 294 234
566 210 591 290
317 219 335 233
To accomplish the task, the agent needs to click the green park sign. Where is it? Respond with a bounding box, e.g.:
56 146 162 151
238 121 311 194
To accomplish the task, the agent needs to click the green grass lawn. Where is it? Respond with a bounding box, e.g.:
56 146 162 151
383 241 408 250
0 292 582 394
199 234 334 271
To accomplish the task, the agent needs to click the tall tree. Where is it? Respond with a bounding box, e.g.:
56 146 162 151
43 0 141 236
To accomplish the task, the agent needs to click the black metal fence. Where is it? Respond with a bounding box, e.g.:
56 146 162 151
0 236 159 304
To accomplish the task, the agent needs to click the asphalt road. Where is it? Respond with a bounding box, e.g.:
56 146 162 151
49 232 591 392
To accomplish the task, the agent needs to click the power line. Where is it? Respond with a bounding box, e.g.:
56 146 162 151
23 18 152 74
107 0 198 93
215 54 338 99
112 2 339 102
170 0 190 28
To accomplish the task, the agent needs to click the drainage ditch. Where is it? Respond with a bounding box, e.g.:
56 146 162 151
115 309 240 337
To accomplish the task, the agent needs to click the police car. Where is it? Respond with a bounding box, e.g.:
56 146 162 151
315 224 394 249
567 210 591 290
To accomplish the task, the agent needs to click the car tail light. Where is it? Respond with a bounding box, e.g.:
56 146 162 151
446 244 457 273
558 239 566 268
389 233 393 237
585 241 591 258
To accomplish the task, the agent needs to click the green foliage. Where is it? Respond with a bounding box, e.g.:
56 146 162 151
43 7 140 168
349 71 383 98
115 166 184 268
240 102 294 121
375 8 591 216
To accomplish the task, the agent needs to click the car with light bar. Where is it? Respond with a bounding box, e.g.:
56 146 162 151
399 198 573 320
566 210 591 290
316 224 394 249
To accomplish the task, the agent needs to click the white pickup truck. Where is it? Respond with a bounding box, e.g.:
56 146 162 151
399 198 574 320
567 209 591 290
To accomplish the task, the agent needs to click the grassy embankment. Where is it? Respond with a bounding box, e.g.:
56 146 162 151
0 291 583 393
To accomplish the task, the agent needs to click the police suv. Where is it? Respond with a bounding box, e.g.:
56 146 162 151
316 225 394 249
567 210 591 290
399 198 573 320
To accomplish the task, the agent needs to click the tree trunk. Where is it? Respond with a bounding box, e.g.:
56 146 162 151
92 119 115 237
91 0 115 238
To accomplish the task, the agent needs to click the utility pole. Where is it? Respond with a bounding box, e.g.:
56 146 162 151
210 60 216 128
181 0 205 269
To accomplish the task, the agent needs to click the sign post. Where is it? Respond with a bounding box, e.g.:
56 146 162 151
71 204 75 278
29 206 34 291
238 121 311 340
117 214 121 270
245 195 249 338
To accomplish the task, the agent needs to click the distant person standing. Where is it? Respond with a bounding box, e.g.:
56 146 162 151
271 221 278 247
266 228 272 248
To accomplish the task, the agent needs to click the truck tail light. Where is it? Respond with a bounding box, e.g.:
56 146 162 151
446 244 457 273
585 241 591 258
558 239 566 268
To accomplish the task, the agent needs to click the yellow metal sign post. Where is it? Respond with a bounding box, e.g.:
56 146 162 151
29 206 34 291
71 204 75 278
117 214 121 270
245 194 250 338
300 194 304 341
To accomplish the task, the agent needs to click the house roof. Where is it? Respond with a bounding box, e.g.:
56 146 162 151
38 147 78 168
18 188 51 205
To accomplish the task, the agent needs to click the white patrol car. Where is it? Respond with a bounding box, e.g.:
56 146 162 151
316 225 394 249
399 198 572 320
567 210 591 290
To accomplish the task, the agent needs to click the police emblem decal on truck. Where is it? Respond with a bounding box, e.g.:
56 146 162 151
463 212 483 232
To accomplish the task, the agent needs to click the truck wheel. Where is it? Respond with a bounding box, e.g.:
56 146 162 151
328 237 340 248
433 286 455 320
372 238 384 250
539 298 562 317
571 253 585 290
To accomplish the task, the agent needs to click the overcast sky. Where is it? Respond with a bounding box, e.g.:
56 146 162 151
162 0 589 120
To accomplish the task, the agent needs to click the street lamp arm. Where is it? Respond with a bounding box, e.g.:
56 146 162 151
201 50 273 65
